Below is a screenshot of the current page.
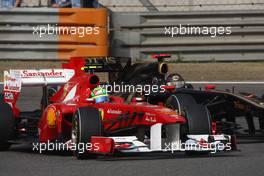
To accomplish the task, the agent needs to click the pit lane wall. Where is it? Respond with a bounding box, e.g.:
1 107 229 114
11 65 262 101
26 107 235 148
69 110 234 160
1 5 264 61
109 10 264 61
0 8 108 60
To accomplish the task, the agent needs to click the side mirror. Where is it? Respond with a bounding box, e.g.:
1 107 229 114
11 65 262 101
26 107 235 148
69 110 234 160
86 98 95 103
131 97 144 103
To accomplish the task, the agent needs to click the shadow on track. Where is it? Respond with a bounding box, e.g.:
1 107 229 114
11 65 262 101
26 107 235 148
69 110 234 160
7 143 241 161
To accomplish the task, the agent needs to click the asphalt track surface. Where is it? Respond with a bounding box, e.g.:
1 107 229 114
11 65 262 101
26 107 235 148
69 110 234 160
0 85 264 176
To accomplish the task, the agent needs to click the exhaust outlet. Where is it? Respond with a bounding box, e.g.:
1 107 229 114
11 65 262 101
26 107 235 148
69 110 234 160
158 63 168 75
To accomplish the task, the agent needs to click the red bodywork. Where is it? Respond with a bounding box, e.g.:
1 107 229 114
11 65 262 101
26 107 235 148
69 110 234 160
36 58 186 142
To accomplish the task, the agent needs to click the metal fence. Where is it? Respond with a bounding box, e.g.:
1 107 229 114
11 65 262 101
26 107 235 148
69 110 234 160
0 0 49 7
1 3 264 62
109 10 264 61
99 0 264 12
0 0 98 7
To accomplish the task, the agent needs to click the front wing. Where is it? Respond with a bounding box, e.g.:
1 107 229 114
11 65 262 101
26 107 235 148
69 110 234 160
87 123 237 155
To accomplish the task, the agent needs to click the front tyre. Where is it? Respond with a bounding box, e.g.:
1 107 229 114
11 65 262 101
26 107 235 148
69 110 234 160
165 94 212 155
72 107 102 159
166 94 212 135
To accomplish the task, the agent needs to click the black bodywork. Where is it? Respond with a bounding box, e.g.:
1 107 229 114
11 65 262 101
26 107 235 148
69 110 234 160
112 56 264 137
147 88 264 135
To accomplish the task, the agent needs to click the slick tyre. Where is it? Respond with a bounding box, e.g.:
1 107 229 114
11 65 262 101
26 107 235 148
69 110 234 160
72 107 102 159
166 94 212 156
0 94 14 151
166 94 212 135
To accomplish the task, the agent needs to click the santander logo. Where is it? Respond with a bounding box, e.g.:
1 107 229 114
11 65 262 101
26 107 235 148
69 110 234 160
21 69 64 78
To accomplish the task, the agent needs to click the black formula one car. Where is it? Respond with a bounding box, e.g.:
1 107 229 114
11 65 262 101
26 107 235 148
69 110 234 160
104 54 264 138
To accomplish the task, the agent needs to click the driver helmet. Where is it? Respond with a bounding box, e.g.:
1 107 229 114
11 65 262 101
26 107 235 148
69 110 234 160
91 87 109 103
166 73 185 88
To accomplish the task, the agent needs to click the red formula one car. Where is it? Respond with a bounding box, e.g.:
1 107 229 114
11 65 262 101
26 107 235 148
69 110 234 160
0 58 235 159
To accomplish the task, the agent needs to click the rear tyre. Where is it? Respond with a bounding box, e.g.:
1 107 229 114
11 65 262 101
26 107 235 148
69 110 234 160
72 107 102 159
0 94 14 151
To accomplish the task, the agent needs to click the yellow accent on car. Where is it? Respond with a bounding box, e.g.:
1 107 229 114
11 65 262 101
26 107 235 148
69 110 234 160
47 108 56 126
89 66 97 69
100 109 104 120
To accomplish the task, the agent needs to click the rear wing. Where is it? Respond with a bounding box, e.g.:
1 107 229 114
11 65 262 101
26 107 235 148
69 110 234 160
62 56 132 83
63 56 131 73
151 54 171 62
3 57 132 91
3 69 75 110
4 69 75 91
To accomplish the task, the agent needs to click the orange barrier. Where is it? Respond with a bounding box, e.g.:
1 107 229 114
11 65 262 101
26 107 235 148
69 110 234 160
58 27 107 45
59 8 107 26
58 8 108 59
58 45 108 60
